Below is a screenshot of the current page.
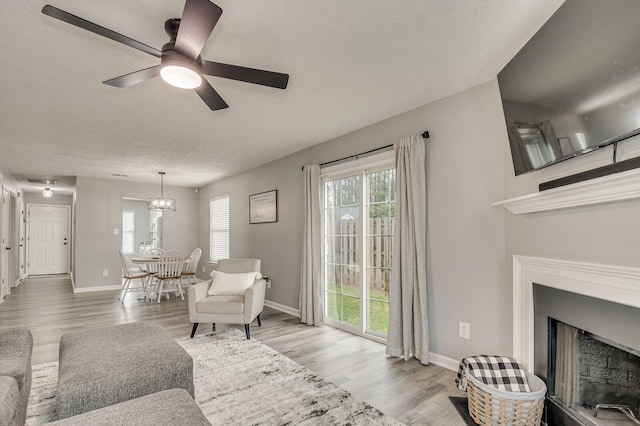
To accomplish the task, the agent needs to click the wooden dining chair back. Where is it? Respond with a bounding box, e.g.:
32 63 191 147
155 250 185 303
118 250 151 302
181 248 202 286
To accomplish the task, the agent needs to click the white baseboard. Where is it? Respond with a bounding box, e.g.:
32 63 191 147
262 300 459 372
264 300 300 318
73 285 122 293
428 352 459 371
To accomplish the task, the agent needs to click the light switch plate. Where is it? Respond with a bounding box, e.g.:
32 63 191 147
459 322 471 340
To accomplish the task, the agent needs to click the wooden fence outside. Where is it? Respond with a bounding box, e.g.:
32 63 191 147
326 217 394 291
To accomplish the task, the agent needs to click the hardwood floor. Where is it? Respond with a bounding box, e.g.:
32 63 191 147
0 276 467 425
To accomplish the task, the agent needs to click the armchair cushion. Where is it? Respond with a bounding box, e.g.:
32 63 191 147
196 295 245 314
208 271 262 296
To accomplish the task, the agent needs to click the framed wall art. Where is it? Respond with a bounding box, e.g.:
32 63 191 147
249 190 277 224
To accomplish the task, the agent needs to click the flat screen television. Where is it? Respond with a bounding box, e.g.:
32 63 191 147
497 0 640 176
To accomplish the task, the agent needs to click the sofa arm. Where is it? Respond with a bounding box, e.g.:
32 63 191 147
188 280 211 322
243 279 266 323
0 376 19 426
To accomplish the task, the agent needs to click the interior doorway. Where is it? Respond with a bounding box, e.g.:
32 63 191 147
27 204 70 275
1 187 10 297
122 198 163 259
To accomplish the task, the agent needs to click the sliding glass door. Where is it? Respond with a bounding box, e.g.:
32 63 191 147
322 163 395 340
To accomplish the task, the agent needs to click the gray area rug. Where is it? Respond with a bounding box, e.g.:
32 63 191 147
26 328 403 425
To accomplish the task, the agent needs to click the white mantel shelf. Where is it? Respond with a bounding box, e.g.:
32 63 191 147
493 167 640 214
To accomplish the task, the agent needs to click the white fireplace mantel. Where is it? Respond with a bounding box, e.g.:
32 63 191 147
493 168 640 214
512 255 640 372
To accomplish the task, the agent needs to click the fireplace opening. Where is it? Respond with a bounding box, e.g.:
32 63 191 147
532 283 640 426
548 318 640 425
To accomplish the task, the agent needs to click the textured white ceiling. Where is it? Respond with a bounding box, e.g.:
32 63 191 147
0 0 563 188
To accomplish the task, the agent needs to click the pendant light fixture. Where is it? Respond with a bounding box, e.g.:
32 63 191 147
148 172 176 212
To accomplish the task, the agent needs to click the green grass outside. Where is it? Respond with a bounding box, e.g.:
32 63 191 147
325 283 389 334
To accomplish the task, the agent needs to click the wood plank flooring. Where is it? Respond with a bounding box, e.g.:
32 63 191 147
0 276 467 425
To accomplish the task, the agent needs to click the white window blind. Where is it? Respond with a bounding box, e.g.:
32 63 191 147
209 196 230 262
122 211 135 254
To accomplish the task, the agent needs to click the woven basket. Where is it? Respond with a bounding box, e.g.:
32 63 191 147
466 369 546 426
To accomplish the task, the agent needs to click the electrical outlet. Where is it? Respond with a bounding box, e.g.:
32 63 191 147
102 269 109 277
459 322 471 340
113 228 119 235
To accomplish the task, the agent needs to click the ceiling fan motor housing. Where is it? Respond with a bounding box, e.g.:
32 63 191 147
161 18 202 72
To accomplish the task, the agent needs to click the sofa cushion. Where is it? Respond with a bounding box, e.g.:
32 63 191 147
208 271 261 296
49 389 211 426
196 295 245 314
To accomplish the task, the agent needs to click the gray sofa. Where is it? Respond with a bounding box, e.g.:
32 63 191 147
0 323 210 426
0 328 33 426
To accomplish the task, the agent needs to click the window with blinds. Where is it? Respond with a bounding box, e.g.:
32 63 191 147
209 196 230 263
122 211 135 254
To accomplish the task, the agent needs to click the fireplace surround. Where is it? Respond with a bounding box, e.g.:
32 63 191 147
513 256 640 371
512 256 640 424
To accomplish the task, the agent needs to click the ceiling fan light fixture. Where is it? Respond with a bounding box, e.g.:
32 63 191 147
160 65 202 89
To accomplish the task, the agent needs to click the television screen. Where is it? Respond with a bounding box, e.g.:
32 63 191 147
498 0 640 176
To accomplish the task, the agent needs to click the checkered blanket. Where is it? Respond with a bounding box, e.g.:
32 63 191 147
455 355 531 392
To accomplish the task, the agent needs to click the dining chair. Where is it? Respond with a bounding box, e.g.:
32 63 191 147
155 250 185 303
118 250 151 302
181 248 202 286
144 248 165 299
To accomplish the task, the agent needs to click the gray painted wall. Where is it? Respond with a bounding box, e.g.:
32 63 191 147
199 79 511 361
75 177 198 289
24 192 73 206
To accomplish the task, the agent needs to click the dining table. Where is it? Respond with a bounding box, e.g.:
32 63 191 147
131 256 190 265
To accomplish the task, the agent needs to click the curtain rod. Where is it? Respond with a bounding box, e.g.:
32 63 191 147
301 131 429 171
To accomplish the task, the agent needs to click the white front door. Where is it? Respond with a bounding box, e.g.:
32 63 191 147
1 188 10 297
28 204 70 275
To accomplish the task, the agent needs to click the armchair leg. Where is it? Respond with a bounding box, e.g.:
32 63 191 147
244 324 250 339
190 323 198 338
257 314 262 327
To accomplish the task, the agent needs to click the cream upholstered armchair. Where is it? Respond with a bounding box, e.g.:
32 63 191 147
188 258 266 339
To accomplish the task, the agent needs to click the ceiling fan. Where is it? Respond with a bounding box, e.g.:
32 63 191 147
42 0 289 110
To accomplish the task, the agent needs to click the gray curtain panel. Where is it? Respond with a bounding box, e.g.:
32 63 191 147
385 135 428 364
299 164 324 326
